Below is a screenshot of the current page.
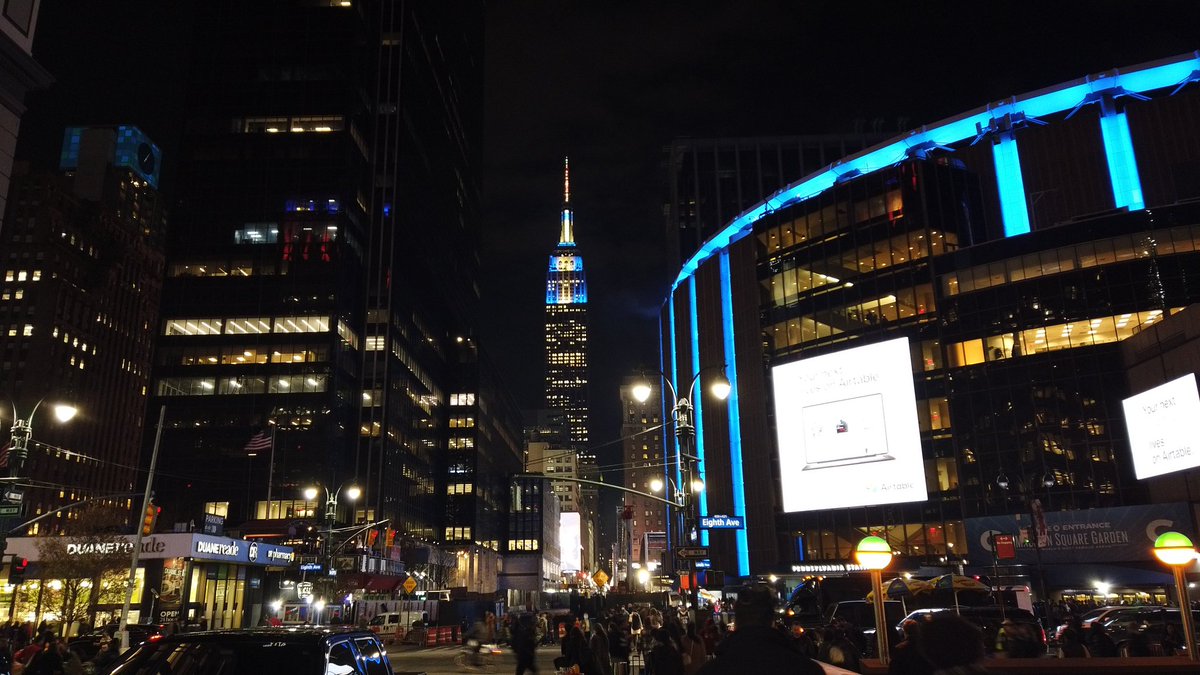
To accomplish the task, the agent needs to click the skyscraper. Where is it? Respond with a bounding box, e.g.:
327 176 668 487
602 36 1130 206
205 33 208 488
147 1 486 563
544 157 590 447
0 126 165 531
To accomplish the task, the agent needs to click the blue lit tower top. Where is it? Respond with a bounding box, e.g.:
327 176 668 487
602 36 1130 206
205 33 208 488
547 157 587 304
545 156 590 445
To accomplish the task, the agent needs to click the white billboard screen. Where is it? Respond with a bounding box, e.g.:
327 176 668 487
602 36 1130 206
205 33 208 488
772 336 927 512
1122 373 1200 479
559 512 582 572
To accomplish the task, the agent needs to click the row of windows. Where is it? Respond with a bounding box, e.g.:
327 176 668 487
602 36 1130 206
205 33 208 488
766 283 937 349
164 345 327 366
444 526 472 541
763 232 952 310
509 539 540 551
164 315 331 336
241 115 344 134
255 499 317 520
0 289 24 300
450 393 475 406
449 417 475 428
759 190 906 255
447 483 473 495
3 270 41 282
945 308 1178 366
156 374 329 396
942 226 1200 297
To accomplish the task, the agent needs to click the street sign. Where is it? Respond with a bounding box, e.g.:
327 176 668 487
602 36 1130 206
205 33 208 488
676 546 709 560
993 534 1016 560
0 504 20 517
299 562 322 573
402 576 417 594
700 515 744 529
592 569 610 587
4 489 23 503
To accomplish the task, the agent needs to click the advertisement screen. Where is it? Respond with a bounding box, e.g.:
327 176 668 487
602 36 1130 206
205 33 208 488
559 512 582 572
772 336 926 512
1122 373 1200 479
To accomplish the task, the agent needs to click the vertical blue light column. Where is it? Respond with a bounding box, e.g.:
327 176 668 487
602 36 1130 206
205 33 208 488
688 278 709 546
667 293 682 506
992 133 1031 237
719 251 750 577
1099 110 1145 210
658 319 672 554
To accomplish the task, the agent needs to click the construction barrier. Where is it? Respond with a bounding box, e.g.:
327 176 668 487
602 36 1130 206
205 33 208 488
437 626 452 645
425 628 437 647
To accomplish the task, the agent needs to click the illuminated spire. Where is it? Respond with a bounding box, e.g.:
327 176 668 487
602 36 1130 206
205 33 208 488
560 156 574 245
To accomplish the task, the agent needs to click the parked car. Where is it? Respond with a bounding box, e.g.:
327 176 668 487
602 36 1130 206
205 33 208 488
1100 607 1200 655
68 623 164 660
898 606 1046 655
109 627 393 675
1051 605 1145 643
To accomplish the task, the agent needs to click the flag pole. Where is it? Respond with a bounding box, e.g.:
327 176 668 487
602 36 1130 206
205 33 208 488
266 426 276 510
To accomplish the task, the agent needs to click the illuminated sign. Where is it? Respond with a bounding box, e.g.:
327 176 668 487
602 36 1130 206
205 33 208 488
772 337 926 512
560 512 582 573
789 563 868 574
1122 373 1200 479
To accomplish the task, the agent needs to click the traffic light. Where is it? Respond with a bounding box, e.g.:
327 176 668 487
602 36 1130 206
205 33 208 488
9 557 28 585
141 502 160 537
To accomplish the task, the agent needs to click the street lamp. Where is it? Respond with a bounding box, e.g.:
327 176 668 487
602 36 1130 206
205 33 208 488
856 535 893 666
1153 531 1198 661
636 567 651 592
6 398 77 478
633 366 731 625
303 481 361 595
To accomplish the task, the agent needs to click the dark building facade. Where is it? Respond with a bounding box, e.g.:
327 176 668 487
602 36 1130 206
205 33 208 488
660 52 1200 590
0 126 165 530
148 1 486 576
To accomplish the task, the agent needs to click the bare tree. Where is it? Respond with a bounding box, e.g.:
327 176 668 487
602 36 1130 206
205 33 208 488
34 504 131 634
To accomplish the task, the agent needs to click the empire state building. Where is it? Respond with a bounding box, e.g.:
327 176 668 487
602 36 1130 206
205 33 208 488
545 157 590 446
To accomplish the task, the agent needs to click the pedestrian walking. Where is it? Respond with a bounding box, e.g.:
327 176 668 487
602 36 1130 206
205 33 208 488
513 613 539 675
696 584 823 675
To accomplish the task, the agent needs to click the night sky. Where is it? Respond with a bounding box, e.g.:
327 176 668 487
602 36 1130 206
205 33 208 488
15 2 1200 535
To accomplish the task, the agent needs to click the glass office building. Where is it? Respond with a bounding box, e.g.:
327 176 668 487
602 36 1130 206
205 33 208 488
660 52 1200 584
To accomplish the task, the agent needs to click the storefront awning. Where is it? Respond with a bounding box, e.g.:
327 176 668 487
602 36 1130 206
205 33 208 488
362 575 402 592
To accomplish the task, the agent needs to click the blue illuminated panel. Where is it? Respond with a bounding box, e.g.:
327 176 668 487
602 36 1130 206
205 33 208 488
992 134 1030 237
688 278 708 547
1100 111 1145 209
719 251 749 576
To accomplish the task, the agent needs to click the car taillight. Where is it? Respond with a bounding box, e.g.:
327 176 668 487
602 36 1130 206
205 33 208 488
1039 627 1047 644
148 635 164 643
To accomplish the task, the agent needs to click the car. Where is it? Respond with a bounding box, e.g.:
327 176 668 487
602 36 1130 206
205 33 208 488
109 627 394 675
1099 607 1200 655
68 623 164 660
898 606 1046 655
806 600 906 657
1051 605 1144 642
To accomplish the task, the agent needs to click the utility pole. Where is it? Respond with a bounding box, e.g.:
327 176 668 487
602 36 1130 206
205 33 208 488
118 405 164 652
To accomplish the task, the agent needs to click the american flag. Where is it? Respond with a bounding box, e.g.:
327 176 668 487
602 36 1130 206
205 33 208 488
243 430 272 454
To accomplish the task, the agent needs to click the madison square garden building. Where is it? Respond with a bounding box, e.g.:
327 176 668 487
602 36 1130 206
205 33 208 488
660 52 1200 588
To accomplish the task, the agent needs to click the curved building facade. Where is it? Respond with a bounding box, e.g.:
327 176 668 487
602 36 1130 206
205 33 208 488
660 52 1200 585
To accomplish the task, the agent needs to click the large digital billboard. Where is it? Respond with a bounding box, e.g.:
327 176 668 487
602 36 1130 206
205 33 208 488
559 512 582 573
772 336 926 512
1122 373 1200 479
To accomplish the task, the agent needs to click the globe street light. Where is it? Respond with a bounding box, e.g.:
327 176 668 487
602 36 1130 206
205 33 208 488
856 535 894 666
633 367 731 625
1153 531 1198 661
636 567 651 593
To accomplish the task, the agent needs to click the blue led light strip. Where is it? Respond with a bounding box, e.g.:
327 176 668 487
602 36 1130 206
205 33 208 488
992 134 1030 237
1100 111 1145 209
688 278 708 547
671 51 1200 290
668 293 682 516
719 251 750 576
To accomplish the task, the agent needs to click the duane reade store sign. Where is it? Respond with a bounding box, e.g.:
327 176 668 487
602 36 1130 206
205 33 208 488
6 533 294 566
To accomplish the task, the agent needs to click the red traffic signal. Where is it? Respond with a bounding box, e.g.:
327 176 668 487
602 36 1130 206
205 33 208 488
9 556 28 584
141 503 160 537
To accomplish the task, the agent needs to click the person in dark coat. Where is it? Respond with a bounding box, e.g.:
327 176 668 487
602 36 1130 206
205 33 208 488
1085 621 1118 657
696 584 823 675
512 613 539 675
889 619 934 675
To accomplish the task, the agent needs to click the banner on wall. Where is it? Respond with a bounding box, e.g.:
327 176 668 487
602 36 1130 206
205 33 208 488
965 502 1194 564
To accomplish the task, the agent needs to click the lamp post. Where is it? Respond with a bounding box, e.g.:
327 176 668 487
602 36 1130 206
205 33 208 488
303 481 361 606
1153 531 1198 661
6 398 77 478
996 471 1055 608
633 367 730 626
856 535 893 666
